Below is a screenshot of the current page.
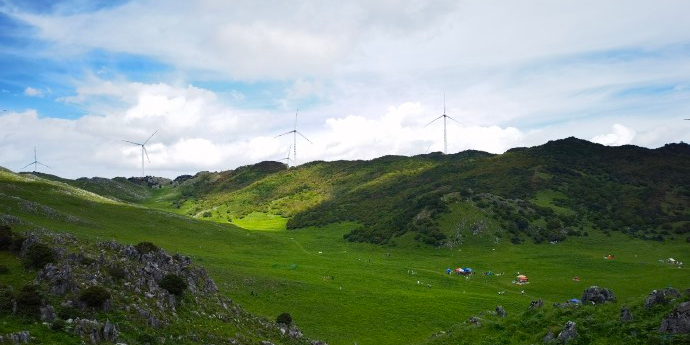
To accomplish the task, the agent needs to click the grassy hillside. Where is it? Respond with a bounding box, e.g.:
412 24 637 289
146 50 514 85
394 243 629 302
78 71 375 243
1 168 689 344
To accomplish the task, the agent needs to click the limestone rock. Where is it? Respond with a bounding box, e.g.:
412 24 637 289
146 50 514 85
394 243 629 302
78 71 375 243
557 321 577 343
581 286 615 304
529 299 544 309
620 307 633 322
659 301 690 334
496 305 506 317
644 288 680 310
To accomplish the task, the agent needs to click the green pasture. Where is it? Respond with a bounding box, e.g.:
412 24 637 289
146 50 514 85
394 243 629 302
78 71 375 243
1 172 689 345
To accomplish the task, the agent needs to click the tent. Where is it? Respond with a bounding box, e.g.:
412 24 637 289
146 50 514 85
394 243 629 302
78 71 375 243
516 274 529 283
454 267 474 276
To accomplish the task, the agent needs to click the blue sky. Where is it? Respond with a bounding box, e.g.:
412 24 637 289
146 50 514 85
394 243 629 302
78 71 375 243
1 0 690 178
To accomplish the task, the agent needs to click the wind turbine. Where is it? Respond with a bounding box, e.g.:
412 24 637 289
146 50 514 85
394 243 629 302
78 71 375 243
123 130 157 177
424 94 461 154
22 147 49 172
280 144 293 168
275 110 312 166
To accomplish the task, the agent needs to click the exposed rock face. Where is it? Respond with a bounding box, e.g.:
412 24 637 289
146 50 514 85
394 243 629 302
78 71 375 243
0 331 31 344
557 321 577 343
529 299 544 309
644 288 681 309
542 330 554 343
581 286 616 304
659 301 690 334
496 305 506 317
39 304 56 322
620 307 633 322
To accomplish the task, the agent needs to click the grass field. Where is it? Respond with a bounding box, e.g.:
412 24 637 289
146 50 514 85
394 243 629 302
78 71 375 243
1 171 689 344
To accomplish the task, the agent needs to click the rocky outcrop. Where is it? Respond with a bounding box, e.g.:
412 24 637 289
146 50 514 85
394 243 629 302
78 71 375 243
620 307 633 322
581 286 615 304
0 331 30 344
71 318 119 344
496 305 506 317
39 305 56 322
529 299 544 309
557 321 577 343
644 288 681 309
659 301 690 334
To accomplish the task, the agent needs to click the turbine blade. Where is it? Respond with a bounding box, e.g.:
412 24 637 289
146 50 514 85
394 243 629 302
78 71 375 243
446 115 462 125
37 162 50 168
143 130 157 145
123 140 142 146
275 130 294 138
424 115 444 127
143 146 150 162
294 110 299 130
296 131 313 144
21 162 35 169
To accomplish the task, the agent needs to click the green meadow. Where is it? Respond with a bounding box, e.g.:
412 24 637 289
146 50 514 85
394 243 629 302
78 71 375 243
1 171 689 344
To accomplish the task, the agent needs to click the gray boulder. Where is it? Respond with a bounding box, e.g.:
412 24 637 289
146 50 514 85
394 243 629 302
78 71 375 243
496 305 506 317
620 307 633 322
557 321 577 343
644 288 680 309
581 286 615 304
659 301 690 334
529 299 544 309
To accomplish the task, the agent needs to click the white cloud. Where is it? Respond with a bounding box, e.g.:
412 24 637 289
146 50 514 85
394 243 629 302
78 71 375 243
24 87 43 97
591 124 637 146
2 1 690 178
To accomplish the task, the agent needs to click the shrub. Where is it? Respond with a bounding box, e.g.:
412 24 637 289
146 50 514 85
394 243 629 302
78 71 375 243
276 312 292 326
15 284 42 317
23 243 55 269
135 241 159 255
51 318 65 331
0 285 14 314
0 225 12 250
57 306 81 320
10 235 26 252
107 266 127 280
159 273 187 296
0 265 9 274
79 285 111 308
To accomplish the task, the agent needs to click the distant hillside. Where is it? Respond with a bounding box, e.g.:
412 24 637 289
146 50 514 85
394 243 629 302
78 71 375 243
28 137 690 246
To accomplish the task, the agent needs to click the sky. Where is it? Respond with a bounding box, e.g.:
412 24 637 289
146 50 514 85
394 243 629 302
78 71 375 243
1 0 689 179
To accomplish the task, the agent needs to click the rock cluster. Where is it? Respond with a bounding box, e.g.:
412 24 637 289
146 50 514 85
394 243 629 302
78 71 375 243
581 286 616 304
557 321 577 343
659 301 690 334
644 288 680 309
0 331 30 344
529 299 544 309
70 318 119 343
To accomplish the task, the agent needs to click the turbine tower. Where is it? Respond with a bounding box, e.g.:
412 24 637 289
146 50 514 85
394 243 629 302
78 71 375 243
424 94 461 154
281 144 293 168
275 110 312 166
22 147 49 172
123 130 157 177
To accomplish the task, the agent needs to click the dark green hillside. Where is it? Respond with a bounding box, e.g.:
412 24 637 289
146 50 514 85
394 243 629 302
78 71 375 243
28 172 153 203
141 137 690 246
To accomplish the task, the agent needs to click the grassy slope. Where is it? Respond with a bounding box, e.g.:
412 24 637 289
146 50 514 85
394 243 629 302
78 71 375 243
2 171 689 344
